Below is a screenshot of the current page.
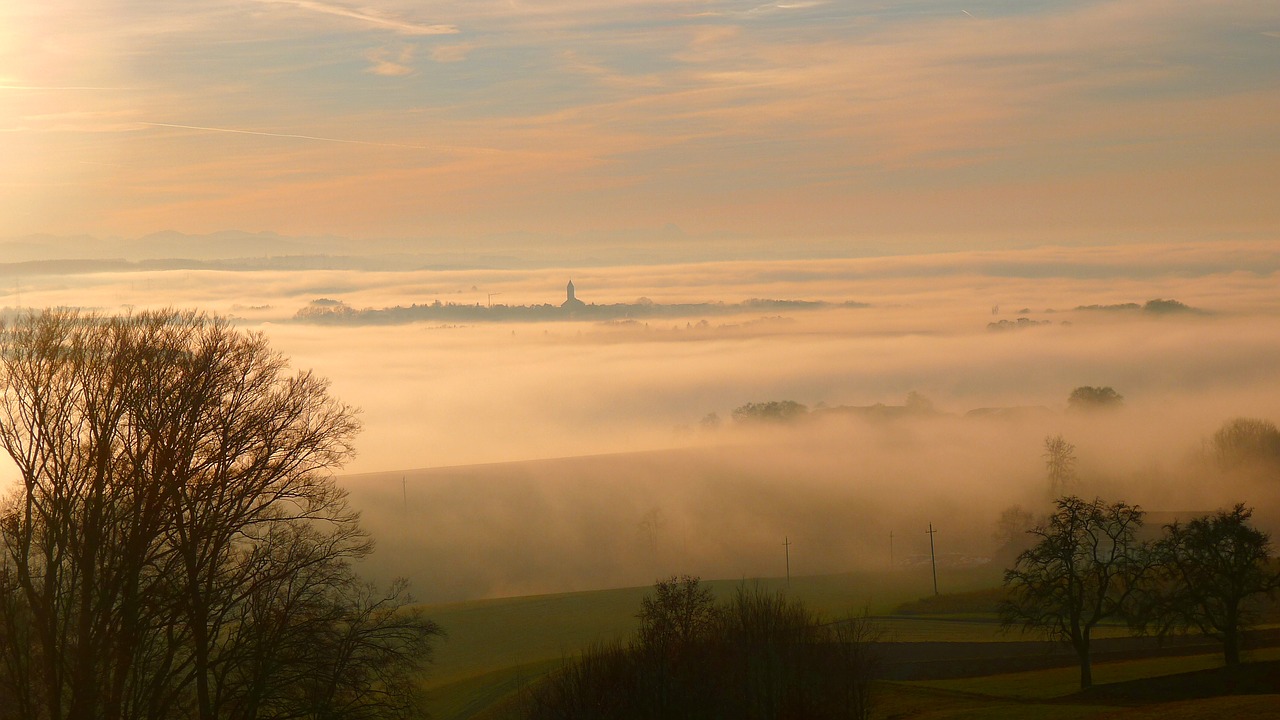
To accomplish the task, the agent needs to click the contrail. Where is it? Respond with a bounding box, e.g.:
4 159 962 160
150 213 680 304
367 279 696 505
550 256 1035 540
262 0 458 36
140 121 434 150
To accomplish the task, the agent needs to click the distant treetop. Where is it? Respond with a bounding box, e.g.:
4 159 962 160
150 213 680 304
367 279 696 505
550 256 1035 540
731 400 809 423
1142 298 1195 314
1071 298 1199 314
1067 386 1124 411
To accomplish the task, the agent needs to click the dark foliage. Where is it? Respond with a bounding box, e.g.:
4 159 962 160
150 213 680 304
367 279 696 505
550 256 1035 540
1066 386 1124 411
731 401 810 424
1142 298 1195 314
516 578 878 720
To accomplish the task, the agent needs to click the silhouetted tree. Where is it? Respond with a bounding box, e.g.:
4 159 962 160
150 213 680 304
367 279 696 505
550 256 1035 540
1001 496 1149 689
637 576 716 660
523 580 878 720
1142 298 1194 314
904 391 934 413
992 505 1039 561
0 310 440 720
1067 386 1123 411
1143 505 1280 666
1043 435 1077 498
731 400 809 423
1210 418 1280 471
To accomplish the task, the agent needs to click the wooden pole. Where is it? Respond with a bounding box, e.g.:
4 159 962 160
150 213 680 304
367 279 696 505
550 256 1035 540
783 536 792 586
926 523 938 595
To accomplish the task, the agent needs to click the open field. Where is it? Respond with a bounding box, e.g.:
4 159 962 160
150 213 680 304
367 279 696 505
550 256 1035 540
906 647 1280 700
421 568 1008 685
418 571 1280 719
877 679 1280 720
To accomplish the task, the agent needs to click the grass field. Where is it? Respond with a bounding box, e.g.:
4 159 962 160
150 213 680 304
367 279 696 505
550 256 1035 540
907 647 1280 700
422 566 1006 682
418 570 1280 720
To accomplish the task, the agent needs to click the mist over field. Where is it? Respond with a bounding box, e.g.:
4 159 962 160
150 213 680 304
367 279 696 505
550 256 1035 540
2 239 1277 603
340 408 1280 603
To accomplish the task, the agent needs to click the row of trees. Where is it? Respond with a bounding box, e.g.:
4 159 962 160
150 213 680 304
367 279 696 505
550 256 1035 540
1001 497 1279 689
517 577 878 720
0 311 439 720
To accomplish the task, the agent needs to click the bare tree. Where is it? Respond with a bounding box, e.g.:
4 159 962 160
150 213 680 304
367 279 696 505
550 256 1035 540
0 310 439 720
1000 496 1149 689
992 505 1039 561
1210 417 1280 471
636 575 717 659
1143 505 1280 666
1043 435 1077 499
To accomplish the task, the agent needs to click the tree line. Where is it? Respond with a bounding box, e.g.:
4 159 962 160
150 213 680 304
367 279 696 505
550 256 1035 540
0 310 439 720
1001 497 1280 690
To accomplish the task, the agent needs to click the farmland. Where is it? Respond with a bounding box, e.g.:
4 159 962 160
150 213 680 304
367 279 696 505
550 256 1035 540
417 570 1280 719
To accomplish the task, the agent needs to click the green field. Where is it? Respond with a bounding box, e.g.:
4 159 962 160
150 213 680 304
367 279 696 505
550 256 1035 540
417 568 1279 719
421 567 1008 681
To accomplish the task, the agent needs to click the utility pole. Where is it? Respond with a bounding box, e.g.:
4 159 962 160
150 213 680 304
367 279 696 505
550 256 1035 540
402 475 407 506
783 536 792 586
926 523 938 595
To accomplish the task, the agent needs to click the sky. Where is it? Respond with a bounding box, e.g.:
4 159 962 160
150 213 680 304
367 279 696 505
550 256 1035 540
2 0 1278 253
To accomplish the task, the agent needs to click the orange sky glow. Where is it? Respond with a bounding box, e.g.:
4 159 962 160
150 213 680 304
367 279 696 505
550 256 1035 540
1 0 1277 252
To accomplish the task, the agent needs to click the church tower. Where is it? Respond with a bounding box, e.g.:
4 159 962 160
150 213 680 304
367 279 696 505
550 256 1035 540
562 279 586 309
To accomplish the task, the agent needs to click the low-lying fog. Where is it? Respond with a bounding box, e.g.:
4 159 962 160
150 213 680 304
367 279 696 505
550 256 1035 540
2 240 1278 602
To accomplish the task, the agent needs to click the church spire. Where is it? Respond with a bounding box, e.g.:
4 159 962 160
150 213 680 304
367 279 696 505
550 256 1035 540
562 279 585 309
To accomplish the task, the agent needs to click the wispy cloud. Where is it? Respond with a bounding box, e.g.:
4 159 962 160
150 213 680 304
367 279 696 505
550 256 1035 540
140 122 435 150
260 0 458 35
0 85 128 91
365 46 414 76
431 44 475 64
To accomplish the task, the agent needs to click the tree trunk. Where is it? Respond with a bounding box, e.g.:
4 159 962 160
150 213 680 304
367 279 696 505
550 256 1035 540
1224 626 1240 667
1078 652 1092 690
1076 634 1092 690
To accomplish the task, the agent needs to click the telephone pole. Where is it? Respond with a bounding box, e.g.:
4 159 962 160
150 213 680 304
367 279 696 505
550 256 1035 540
783 536 792 586
926 523 938 595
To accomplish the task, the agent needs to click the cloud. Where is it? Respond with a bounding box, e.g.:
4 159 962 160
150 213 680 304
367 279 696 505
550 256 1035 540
365 46 414 76
745 1 828 16
6 0 1279 242
0 85 127 91
260 0 458 35
430 43 474 64
139 122 436 150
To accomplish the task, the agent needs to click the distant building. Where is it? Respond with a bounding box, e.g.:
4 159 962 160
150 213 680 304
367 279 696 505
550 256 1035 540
561 280 586 309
